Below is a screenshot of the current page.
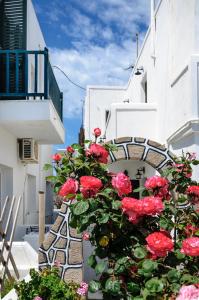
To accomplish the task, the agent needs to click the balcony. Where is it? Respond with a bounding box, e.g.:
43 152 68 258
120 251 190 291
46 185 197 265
0 48 64 144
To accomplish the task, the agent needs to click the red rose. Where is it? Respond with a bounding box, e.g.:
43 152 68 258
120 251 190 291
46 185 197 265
66 146 74 153
145 176 170 200
93 128 101 137
181 237 199 256
59 178 79 198
186 186 199 204
112 173 132 197
145 176 168 189
52 153 62 162
86 143 109 164
146 232 174 257
142 196 164 215
80 176 103 198
121 196 164 224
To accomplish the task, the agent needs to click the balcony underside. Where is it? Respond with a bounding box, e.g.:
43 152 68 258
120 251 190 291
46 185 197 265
0 100 65 144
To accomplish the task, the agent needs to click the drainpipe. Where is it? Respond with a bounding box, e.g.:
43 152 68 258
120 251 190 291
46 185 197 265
151 0 156 59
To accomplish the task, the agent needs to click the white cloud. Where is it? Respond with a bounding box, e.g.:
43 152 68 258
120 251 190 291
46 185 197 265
50 38 138 119
46 0 151 119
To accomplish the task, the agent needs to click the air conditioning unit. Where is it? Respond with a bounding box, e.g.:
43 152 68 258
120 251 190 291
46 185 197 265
18 138 39 163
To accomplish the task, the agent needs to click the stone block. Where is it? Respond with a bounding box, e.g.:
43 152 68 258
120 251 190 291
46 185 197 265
42 232 57 251
114 137 132 144
68 241 83 264
38 251 48 264
69 227 81 239
64 268 83 283
145 149 166 168
127 144 145 160
51 215 64 233
112 145 126 161
55 250 66 264
54 237 68 249
147 140 166 151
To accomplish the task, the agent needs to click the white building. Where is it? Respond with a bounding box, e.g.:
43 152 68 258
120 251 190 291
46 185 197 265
0 0 64 228
84 0 199 184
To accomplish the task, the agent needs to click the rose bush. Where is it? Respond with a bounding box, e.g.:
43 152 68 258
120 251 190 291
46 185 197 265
46 130 199 300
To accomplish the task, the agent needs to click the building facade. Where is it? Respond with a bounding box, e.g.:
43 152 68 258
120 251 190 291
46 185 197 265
0 0 64 227
84 0 199 182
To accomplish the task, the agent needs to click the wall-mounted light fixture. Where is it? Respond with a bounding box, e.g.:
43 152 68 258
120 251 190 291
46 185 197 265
99 135 106 143
135 167 145 180
134 67 144 75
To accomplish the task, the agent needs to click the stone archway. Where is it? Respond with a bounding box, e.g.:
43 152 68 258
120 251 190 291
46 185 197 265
38 137 175 283
108 137 175 172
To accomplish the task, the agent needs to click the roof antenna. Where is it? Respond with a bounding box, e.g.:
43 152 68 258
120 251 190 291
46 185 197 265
136 33 139 58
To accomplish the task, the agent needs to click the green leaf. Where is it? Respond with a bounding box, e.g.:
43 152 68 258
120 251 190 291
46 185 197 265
87 255 97 268
95 261 106 275
134 247 147 259
98 214 109 224
46 176 58 183
175 250 185 260
167 269 181 283
170 283 181 293
127 282 140 295
133 187 145 193
145 277 164 293
192 160 199 165
137 269 152 278
105 278 120 295
43 163 53 171
142 260 158 272
73 201 89 215
112 201 122 210
89 280 101 293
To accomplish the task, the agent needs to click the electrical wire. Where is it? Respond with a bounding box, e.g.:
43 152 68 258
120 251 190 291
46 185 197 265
52 65 86 91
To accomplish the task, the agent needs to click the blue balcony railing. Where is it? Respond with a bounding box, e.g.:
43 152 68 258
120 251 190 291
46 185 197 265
0 48 63 121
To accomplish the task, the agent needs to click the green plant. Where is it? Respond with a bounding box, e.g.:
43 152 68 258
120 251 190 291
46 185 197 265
46 131 199 300
14 268 82 300
1 277 16 298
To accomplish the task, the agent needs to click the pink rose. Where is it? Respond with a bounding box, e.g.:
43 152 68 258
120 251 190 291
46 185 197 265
181 237 199 256
82 232 90 240
93 128 101 137
77 282 89 296
80 176 103 198
59 178 79 199
86 143 109 164
52 153 61 162
33 297 43 300
176 285 199 300
112 172 132 197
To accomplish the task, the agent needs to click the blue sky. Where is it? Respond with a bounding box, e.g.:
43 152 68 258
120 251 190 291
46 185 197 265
32 0 151 150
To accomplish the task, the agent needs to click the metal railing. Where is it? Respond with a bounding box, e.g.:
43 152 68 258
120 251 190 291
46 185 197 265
0 48 63 121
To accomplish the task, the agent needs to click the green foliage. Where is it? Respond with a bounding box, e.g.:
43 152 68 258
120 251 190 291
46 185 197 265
14 268 81 300
1 277 16 298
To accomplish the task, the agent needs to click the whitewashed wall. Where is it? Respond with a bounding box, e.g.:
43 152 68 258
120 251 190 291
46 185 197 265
84 0 199 182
